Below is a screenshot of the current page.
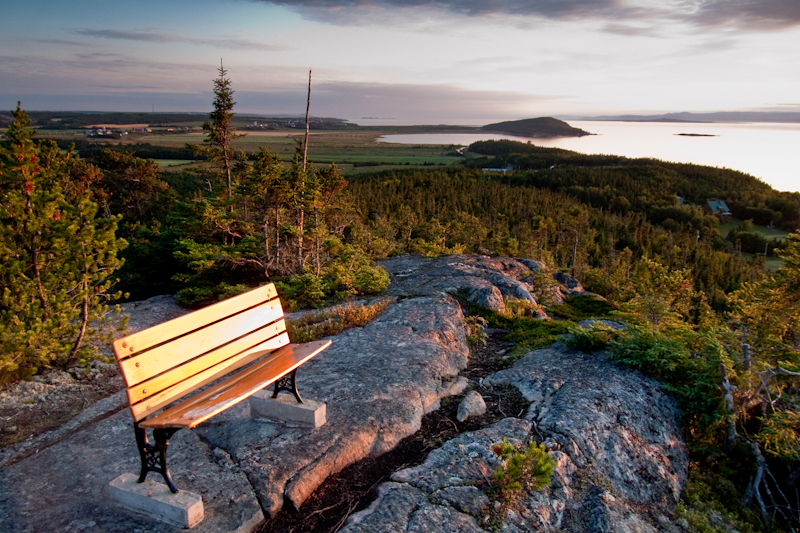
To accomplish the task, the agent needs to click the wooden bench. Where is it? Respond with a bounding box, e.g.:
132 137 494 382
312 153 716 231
113 283 331 493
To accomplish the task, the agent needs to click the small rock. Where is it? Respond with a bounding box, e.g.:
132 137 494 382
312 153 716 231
456 391 487 422
213 447 235 468
552 272 583 290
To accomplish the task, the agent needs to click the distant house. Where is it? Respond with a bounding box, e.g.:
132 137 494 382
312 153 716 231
703 199 732 220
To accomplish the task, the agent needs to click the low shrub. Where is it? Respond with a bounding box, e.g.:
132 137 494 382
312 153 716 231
286 299 392 343
486 439 556 530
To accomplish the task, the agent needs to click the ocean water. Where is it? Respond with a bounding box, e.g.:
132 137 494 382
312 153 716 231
379 121 800 193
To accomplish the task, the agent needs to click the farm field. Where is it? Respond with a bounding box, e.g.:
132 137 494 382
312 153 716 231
152 159 196 167
35 128 466 173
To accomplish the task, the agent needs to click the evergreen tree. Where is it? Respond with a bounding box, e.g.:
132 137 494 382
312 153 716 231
194 60 243 203
0 104 126 383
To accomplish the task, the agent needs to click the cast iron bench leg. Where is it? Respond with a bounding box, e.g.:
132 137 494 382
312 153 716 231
134 423 180 493
272 368 304 403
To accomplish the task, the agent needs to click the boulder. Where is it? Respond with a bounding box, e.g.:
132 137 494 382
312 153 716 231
485 343 688 531
0 254 687 533
381 255 600 317
551 272 583 291
517 258 547 273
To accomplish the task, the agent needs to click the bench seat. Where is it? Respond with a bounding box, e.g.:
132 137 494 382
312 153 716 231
138 340 330 429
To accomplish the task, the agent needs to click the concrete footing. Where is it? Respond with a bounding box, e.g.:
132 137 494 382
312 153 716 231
249 391 327 428
109 473 204 529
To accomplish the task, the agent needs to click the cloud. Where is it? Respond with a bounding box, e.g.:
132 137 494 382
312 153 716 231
0 52 210 96
602 23 658 37
689 0 800 30
36 39 93 47
1 76 565 121
251 0 800 30
254 0 627 25
234 80 569 123
256 0 620 19
75 29 287 51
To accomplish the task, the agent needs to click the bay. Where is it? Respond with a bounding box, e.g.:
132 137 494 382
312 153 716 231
378 121 800 193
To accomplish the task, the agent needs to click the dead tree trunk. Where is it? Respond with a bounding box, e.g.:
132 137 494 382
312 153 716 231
297 69 311 271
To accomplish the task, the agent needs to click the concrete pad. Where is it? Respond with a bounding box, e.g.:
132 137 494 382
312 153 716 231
249 391 326 428
109 473 204 529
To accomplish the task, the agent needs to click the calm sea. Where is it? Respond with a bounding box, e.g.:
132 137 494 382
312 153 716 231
379 121 800 193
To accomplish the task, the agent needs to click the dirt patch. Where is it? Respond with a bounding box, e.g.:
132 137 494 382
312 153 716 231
261 328 528 533
0 363 125 448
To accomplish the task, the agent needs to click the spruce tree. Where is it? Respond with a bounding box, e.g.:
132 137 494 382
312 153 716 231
195 60 243 203
0 104 126 383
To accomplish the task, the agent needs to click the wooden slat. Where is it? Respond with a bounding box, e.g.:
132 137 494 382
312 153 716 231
128 325 289 405
120 300 284 387
129 332 290 421
138 340 331 429
113 283 278 360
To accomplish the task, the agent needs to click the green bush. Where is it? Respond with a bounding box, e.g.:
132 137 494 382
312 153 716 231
607 324 730 451
548 295 614 321
564 323 621 352
464 315 489 346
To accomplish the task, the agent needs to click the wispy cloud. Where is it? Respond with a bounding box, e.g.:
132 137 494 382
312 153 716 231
236 80 569 123
602 23 658 37
688 0 800 30
75 29 288 51
251 0 800 30
36 39 93 47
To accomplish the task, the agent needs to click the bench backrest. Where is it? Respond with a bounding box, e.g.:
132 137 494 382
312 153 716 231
113 284 289 423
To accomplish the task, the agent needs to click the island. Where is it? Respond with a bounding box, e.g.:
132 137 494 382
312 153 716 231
482 117 592 138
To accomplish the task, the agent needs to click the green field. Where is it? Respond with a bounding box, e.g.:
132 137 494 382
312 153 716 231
719 218 790 241
153 159 197 167
53 129 466 173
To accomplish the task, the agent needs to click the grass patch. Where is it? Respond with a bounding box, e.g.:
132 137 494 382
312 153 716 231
548 295 614 321
740 252 785 272
463 292 618 360
286 299 392 343
105 130 464 169
152 159 196 167
719 218 790 241
471 305 571 360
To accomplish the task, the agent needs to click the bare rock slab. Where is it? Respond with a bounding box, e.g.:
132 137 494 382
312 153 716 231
249 391 326 428
343 418 531 533
380 255 598 314
345 337 689 533
485 342 688 531
109 473 204 529
195 295 471 518
0 409 264 533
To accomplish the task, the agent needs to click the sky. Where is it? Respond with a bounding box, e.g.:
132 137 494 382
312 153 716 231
1 0 799 124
